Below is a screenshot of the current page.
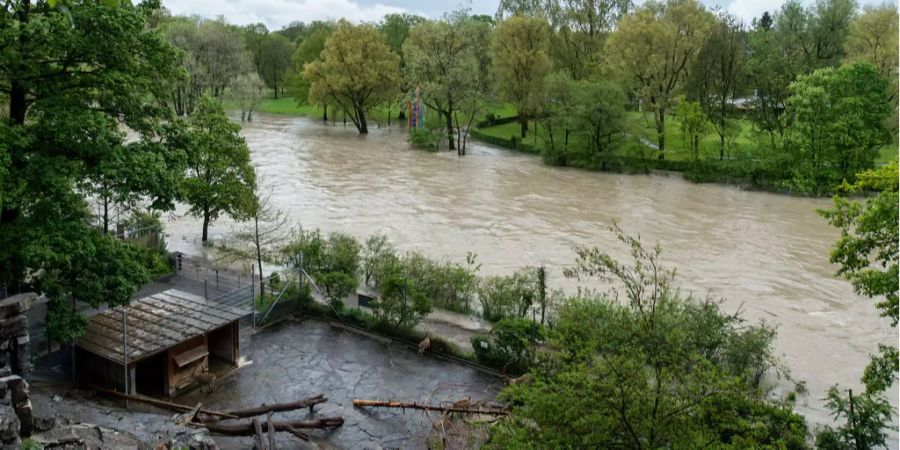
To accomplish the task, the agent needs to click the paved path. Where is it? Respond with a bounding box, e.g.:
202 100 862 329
180 319 502 449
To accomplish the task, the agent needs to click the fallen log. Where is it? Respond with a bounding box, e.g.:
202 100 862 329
253 418 265 450
352 399 508 416
202 417 345 436
220 395 327 418
93 387 238 419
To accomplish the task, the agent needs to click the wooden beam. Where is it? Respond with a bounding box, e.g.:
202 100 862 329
352 399 508 416
93 387 238 419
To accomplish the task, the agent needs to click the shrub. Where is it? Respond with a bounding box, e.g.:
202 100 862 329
478 268 538 322
408 127 441 150
370 274 432 329
472 318 543 374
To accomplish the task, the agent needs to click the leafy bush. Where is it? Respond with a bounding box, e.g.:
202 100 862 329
282 229 362 307
472 318 543 374
369 273 432 328
478 268 538 322
408 127 441 150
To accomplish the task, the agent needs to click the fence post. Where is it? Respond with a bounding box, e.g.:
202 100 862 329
215 269 219 287
204 279 208 299
402 276 408 342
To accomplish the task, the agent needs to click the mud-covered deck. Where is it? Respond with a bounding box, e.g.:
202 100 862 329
179 318 501 449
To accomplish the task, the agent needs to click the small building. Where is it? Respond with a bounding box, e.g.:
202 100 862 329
75 289 244 397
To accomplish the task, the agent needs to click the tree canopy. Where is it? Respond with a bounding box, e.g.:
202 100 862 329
304 20 400 134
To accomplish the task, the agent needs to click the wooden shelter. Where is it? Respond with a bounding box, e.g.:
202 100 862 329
75 289 244 397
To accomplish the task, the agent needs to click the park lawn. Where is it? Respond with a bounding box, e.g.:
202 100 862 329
877 143 899 164
476 109 762 162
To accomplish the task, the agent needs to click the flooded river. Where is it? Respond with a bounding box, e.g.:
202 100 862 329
164 114 897 433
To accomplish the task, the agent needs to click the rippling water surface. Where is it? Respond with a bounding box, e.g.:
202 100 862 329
164 114 897 434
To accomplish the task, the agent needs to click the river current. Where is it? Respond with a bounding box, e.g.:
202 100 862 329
163 114 897 435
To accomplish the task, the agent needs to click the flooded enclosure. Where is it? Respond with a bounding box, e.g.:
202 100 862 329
180 320 501 449
163 114 897 431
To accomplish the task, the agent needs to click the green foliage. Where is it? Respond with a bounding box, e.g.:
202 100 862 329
675 100 709 161
490 15 551 136
407 128 441 151
304 20 400 134
785 63 892 192
177 96 257 241
0 0 182 341
282 229 361 307
488 228 807 448
815 161 898 444
370 274 432 329
814 386 895 449
472 318 543 374
478 269 538 323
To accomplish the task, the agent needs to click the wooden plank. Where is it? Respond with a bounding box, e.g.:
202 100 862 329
89 311 173 355
173 345 209 368
129 301 209 335
79 324 143 361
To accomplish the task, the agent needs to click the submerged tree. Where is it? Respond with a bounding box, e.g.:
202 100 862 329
178 97 257 242
231 72 266 122
404 12 492 154
304 20 400 134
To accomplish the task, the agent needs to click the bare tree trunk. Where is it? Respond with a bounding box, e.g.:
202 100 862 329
446 110 455 151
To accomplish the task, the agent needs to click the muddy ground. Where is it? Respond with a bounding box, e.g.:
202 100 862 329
179 319 502 449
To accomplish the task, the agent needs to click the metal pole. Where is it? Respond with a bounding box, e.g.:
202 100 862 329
204 279 208 299
402 276 408 341
299 252 304 306
122 308 129 408
251 264 256 329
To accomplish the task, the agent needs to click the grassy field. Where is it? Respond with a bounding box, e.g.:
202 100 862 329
477 107 899 164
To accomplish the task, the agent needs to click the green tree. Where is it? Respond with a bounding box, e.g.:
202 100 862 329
282 229 361 308
606 0 714 158
816 161 898 449
784 62 891 191
488 229 808 448
231 72 266 122
569 79 627 165
844 4 899 134
259 33 294 98
404 12 492 153
0 0 183 341
539 72 578 164
178 97 257 242
547 0 632 80
242 23 269 75
688 12 747 160
490 15 552 138
304 20 400 134
286 25 334 120
675 99 708 161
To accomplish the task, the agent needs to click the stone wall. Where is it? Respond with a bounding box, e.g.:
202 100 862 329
0 293 36 449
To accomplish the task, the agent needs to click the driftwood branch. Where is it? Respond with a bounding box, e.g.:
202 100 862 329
352 399 508 416
253 418 265 450
94 387 238 419
219 395 327 418
202 417 345 436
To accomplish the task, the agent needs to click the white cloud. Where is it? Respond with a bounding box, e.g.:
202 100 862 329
163 0 407 29
726 0 785 23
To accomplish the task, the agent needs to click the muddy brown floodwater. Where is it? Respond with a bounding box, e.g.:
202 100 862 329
165 114 897 437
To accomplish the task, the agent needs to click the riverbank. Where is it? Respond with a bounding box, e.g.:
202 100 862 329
470 113 899 195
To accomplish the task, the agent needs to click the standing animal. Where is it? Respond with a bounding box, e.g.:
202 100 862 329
505 373 534 386
418 336 431 356
195 370 217 394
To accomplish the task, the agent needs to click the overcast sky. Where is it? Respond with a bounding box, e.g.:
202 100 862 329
161 0 894 30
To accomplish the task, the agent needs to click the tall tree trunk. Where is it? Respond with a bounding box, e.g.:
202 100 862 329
9 0 30 126
322 104 328 122
520 117 528 138
446 111 455 151
202 211 210 242
358 109 368 134
272 74 278 99
655 106 666 160
102 195 110 234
